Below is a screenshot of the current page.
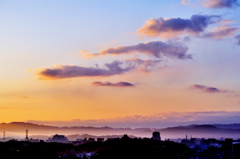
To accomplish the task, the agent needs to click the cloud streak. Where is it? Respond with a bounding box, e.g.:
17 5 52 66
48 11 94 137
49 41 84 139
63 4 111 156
199 0 239 9
137 14 221 39
235 34 240 45
86 41 191 60
203 25 239 39
27 111 240 128
181 0 194 6
37 61 134 80
191 84 231 93
92 81 134 87
125 58 162 72
37 56 169 80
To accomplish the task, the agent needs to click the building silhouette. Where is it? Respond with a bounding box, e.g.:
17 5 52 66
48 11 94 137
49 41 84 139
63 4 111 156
152 131 161 140
47 134 69 143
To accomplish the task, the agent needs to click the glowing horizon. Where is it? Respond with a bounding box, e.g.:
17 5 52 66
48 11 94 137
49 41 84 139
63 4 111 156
0 0 240 127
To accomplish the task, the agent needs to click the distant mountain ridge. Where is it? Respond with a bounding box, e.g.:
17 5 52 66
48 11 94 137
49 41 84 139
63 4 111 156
0 122 240 139
29 134 137 141
0 122 150 137
213 123 240 129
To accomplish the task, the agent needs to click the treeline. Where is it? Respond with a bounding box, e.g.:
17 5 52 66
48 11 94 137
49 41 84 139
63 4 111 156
1 136 240 159
0 136 193 159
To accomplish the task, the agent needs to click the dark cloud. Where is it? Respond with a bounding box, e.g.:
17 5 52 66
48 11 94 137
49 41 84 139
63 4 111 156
37 61 134 79
203 26 239 39
191 84 231 93
97 41 191 59
200 0 239 9
137 14 221 38
235 34 240 45
92 81 134 87
37 57 168 80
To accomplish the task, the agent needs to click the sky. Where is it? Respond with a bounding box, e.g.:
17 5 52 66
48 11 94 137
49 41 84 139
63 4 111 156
0 0 240 128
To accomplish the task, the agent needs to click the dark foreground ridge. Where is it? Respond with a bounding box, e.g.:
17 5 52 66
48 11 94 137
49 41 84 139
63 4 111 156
0 136 191 159
0 135 240 159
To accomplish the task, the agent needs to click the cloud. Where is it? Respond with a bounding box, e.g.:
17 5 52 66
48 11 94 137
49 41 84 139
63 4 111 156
27 111 240 128
137 14 221 39
79 50 92 60
92 81 134 87
181 0 192 5
226 94 239 98
125 58 162 72
181 0 198 7
219 19 237 24
203 25 239 39
191 84 231 93
79 50 99 60
37 61 134 80
37 56 170 80
235 34 240 45
199 0 239 9
90 41 191 59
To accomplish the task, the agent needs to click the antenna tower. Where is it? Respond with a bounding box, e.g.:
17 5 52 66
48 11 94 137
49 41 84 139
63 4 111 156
25 129 29 141
3 131 5 141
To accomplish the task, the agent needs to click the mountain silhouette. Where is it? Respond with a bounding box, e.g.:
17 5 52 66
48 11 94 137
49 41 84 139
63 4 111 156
0 122 240 140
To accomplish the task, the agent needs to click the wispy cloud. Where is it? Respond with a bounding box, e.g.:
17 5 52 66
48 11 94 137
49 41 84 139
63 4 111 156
37 61 134 80
137 14 221 39
235 34 240 45
27 111 240 128
203 25 239 39
82 41 191 60
199 0 239 9
226 94 239 98
182 0 239 9
78 50 96 60
36 57 167 80
125 58 162 72
92 81 134 87
181 0 197 7
191 84 232 93
37 51 177 80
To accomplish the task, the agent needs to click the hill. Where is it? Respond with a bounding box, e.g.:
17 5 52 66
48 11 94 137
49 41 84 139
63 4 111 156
1 122 240 140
